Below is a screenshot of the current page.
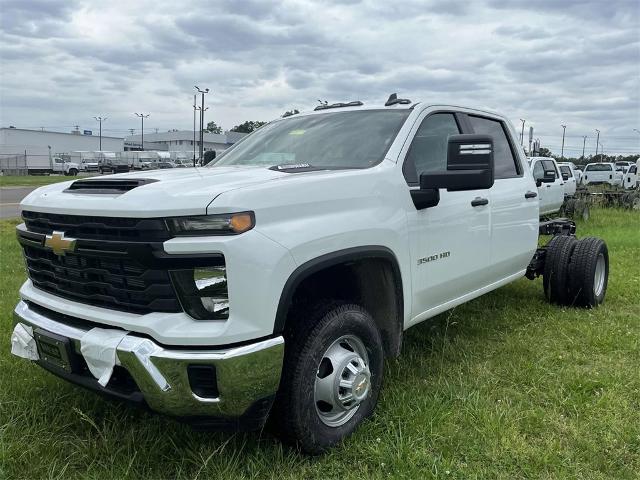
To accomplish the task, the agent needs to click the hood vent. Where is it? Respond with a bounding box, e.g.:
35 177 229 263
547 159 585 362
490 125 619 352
65 178 158 194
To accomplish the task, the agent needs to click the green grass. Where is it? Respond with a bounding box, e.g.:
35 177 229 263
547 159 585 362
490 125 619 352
0 175 92 187
1 210 639 479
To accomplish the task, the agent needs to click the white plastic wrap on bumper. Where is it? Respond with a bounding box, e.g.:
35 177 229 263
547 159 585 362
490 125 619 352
10 323 39 361
80 328 128 387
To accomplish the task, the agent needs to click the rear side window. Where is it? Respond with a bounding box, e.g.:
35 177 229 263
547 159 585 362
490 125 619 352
403 113 461 184
629 165 637 174
468 116 520 179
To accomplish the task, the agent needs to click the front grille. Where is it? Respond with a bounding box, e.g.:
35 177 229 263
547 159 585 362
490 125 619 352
19 211 182 314
22 210 170 242
22 244 181 313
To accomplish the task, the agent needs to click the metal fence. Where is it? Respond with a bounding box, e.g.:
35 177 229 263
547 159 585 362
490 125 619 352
0 154 27 175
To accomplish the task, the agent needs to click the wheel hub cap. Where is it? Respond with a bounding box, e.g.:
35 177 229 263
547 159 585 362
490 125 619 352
314 335 371 427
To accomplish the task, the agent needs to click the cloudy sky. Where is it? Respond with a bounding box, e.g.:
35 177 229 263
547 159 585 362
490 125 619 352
1 0 639 156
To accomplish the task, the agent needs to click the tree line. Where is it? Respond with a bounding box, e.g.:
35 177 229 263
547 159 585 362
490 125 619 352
204 110 300 135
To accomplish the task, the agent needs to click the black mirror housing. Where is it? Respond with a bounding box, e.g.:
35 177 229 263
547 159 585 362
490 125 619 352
420 134 495 192
541 170 555 183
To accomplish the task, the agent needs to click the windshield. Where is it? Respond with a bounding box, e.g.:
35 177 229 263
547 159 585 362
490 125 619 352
210 110 410 169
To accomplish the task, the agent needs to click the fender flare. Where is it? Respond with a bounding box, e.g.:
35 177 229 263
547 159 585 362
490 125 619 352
272 245 404 336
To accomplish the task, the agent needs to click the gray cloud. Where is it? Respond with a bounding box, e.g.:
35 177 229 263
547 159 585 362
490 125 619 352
0 0 638 154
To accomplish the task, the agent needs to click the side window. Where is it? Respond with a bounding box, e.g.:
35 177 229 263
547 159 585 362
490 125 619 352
629 165 637 174
403 113 460 185
467 115 520 179
532 161 544 180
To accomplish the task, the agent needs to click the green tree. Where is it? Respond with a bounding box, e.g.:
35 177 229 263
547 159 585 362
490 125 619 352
205 121 222 134
282 109 300 118
537 147 554 158
230 120 267 134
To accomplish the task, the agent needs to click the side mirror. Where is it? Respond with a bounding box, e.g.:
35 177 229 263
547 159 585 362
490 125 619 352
411 134 494 210
421 134 495 191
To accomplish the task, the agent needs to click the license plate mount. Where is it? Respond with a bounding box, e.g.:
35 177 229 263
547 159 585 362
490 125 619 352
34 328 75 374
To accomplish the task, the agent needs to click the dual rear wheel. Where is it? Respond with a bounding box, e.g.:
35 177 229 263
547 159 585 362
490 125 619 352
544 235 609 307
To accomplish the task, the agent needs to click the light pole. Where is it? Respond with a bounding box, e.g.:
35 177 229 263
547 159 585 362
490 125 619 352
560 124 566 160
594 129 600 161
134 113 149 151
94 116 107 150
519 119 525 146
599 142 604 161
193 95 197 167
195 86 209 162
581 136 587 160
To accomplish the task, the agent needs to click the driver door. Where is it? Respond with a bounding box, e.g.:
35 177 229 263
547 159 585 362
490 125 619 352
403 111 492 324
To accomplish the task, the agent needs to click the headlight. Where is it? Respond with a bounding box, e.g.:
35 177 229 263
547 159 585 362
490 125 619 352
171 266 229 320
166 212 255 236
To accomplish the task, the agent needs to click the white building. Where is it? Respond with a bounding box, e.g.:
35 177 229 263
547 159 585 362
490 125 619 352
124 130 247 154
0 127 124 155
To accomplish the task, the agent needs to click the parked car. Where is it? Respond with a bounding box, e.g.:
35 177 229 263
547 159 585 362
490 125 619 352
557 162 577 196
157 161 175 169
12 100 609 454
582 162 618 186
98 157 130 174
529 157 564 215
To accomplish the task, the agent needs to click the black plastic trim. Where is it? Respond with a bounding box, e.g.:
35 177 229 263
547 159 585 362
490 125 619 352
272 246 404 335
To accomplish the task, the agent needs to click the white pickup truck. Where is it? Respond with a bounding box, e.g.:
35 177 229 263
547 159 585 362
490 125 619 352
11 100 610 454
529 157 565 215
583 162 621 186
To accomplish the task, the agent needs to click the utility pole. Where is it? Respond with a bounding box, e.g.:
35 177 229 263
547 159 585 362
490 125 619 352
519 119 525 146
195 86 209 162
560 125 566 160
193 94 197 167
594 129 600 161
581 136 587 160
134 113 149 151
129 129 135 136
94 116 107 150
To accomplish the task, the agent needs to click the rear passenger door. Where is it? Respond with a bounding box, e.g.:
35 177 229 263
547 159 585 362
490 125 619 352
465 114 539 281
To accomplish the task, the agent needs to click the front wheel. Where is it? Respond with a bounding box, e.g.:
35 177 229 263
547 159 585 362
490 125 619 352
271 302 384 454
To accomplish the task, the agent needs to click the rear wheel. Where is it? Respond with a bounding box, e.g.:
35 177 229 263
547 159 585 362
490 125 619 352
544 235 577 305
568 237 609 308
271 302 384 454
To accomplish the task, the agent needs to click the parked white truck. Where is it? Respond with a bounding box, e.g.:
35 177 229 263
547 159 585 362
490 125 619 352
529 157 565 215
11 100 610 454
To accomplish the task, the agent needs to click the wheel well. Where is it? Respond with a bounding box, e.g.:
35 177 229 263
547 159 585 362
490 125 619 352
275 248 403 357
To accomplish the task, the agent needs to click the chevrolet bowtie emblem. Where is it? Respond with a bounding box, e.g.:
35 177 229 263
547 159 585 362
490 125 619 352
44 231 77 256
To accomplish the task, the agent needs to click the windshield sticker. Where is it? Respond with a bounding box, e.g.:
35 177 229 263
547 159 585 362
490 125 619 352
289 129 306 136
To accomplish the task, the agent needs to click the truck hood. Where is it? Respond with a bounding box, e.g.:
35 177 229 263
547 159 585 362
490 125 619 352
20 166 292 217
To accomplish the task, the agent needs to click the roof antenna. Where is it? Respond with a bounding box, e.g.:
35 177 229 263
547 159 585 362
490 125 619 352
385 93 411 106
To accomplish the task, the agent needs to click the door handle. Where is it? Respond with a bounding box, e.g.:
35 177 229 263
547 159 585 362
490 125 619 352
546 184 551 188
525 191 537 199
471 197 489 207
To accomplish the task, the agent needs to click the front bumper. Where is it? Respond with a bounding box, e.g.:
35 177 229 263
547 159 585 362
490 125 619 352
13 300 284 429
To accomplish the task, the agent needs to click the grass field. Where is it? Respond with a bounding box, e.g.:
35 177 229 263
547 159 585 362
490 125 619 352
1 210 638 479
0 175 95 188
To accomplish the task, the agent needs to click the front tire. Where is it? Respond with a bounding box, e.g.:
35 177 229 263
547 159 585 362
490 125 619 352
272 302 384 454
